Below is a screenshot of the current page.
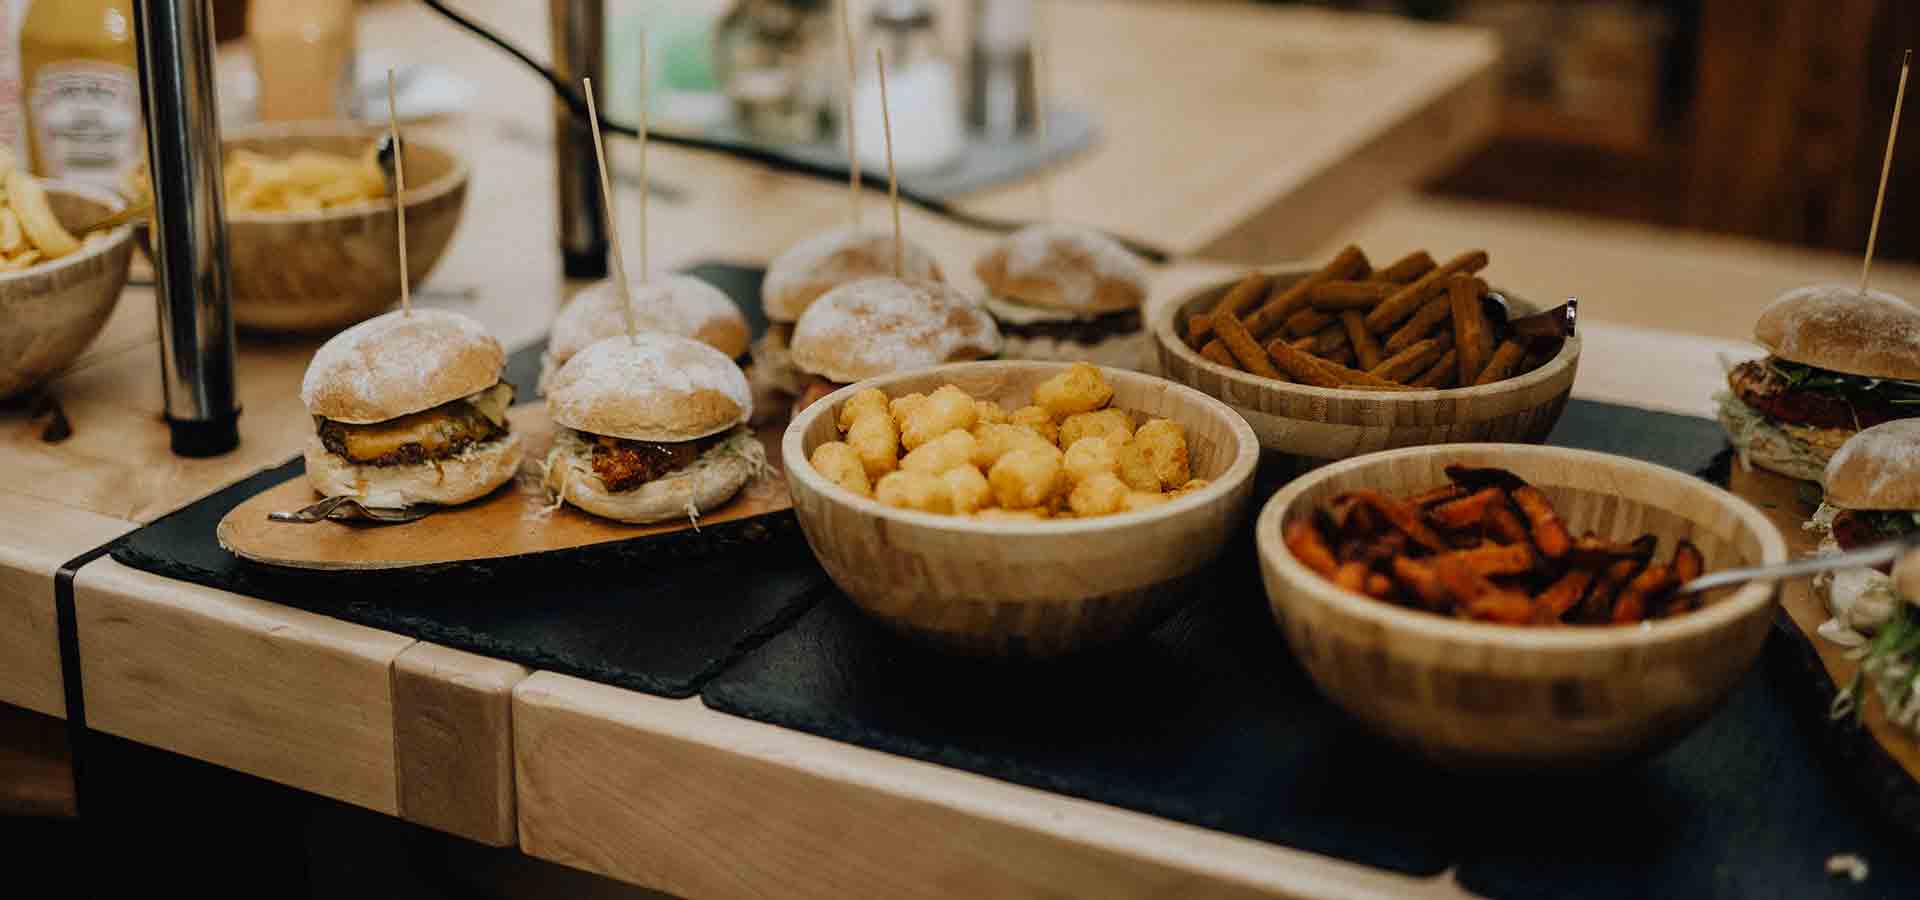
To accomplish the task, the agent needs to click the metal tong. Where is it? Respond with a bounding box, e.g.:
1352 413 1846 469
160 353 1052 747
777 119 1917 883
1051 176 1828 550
1676 532 1920 597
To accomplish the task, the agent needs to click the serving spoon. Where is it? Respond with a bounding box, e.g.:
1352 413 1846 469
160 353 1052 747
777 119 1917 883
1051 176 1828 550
1675 532 1920 597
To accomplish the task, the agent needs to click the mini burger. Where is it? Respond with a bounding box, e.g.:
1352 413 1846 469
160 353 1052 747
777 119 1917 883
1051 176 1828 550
752 226 944 404
540 275 749 393
1811 419 1920 646
974 223 1150 369
300 309 524 507
786 276 1001 413
542 332 764 524
1718 284 1920 481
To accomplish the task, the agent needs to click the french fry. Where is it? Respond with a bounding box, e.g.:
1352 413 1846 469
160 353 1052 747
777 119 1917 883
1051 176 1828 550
1409 350 1459 389
1186 313 1212 349
1611 563 1675 623
1213 311 1284 379
1663 541 1706 616
1338 490 1451 553
1510 485 1572 559
1364 573 1396 600
1204 245 1368 357
1284 307 1334 338
1334 561 1370 594
1188 271 1272 344
1392 557 1452 610
1577 540 1655 622
1266 337 1345 388
1368 338 1444 383
1428 487 1506 531
1309 280 1396 310
1324 344 1357 367
1472 340 1528 386
1313 351 1415 389
1534 568 1597 623
1383 296 1451 353
1433 557 1534 623
1369 250 1437 285
1201 341 1239 370
1284 518 1340 577
1484 496 1532 547
1290 324 1349 356
1362 249 1490 333
6 170 77 259
1341 310 1384 370
1407 483 1469 508
1432 541 1536 577
1568 534 1657 565
1450 274 1494 384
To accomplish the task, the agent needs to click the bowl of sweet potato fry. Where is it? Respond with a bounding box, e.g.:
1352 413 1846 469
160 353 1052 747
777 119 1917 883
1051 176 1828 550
1256 444 1786 768
1149 246 1579 469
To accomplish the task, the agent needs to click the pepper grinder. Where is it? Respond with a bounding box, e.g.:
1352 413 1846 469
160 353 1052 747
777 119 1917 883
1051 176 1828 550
967 0 1036 140
133 0 240 457
551 0 609 279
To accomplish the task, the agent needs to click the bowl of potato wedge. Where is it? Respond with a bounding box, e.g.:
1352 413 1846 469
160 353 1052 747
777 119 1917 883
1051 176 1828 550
130 120 468 333
0 160 136 400
784 361 1260 657
1257 443 1786 769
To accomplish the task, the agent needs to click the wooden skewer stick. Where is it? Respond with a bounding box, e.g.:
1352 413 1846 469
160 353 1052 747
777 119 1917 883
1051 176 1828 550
1862 49 1911 295
876 48 903 278
388 70 410 315
839 0 861 229
582 76 637 342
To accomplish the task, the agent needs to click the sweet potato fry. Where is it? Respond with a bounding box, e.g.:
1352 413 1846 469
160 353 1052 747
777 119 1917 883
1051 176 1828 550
1612 563 1675 623
1473 339 1528 386
1392 557 1451 610
1363 249 1489 333
1407 483 1470 508
1266 337 1345 388
1338 490 1451 554
1310 281 1397 310
1568 534 1657 565
1428 487 1507 531
1484 498 1531 547
1432 541 1536 577
1660 541 1706 617
1533 568 1596 623
1433 557 1534 623
1383 296 1452 353
1284 518 1339 578
1510 485 1572 559
1450 274 1494 384
1364 573 1396 600
1368 338 1445 383
1578 543 1654 622
1341 310 1385 370
1190 271 1272 344
1370 250 1437 285
1213 311 1284 379
1334 561 1370 594
1409 349 1459 389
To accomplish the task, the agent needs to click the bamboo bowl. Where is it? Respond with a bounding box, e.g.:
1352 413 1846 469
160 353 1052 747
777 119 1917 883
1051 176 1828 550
1256 444 1786 769
1149 269 1580 468
141 121 468 333
0 184 136 400
784 361 1261 658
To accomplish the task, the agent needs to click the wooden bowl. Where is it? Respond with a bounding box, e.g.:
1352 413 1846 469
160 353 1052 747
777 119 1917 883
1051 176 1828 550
1149 269 1580 469
0 184 136 400
144 120 468 333
784 361 1261 658
1256 444 1787 769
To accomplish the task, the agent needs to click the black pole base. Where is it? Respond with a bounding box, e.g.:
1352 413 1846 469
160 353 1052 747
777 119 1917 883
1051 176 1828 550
167 408 241 457
562 246 609 280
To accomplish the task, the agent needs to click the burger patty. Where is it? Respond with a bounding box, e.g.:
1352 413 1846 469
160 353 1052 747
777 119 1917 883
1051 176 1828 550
997 308 1141 344
1729 359 1916 431
590 433 722 493
318 400 506 467
1833 510 1920 573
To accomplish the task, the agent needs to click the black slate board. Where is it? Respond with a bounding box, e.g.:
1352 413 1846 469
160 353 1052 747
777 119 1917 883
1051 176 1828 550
105 263 829 698
703 397 1920 896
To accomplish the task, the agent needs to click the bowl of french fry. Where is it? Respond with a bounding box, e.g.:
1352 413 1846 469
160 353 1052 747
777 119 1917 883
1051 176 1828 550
1149 247 1580 468
130 120 468 333
785 360 1260 657
1256 443 1786 769
0 159 137 400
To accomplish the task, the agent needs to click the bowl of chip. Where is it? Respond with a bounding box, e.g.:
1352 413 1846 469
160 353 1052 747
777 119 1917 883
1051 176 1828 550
784 360 1261 658
0 181 137 401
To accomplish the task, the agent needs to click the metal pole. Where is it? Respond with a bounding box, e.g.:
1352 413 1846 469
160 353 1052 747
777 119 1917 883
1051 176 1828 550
551 0 608 279
133 0 240 457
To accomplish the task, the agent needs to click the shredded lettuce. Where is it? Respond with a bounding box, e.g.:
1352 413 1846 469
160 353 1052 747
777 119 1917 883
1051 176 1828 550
1716 391 1832 472
1771 359 1920 406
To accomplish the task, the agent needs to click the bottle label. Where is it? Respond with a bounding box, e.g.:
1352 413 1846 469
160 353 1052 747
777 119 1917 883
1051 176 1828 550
29 60 143 189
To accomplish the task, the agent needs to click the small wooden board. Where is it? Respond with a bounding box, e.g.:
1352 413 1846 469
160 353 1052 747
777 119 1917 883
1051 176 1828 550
1729 463 1920 817
216 404 792 571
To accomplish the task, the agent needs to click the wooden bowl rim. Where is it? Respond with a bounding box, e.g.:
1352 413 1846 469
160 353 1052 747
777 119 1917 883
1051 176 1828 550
1147 266 1582 404
1255 443 1788 651
0 182 134 287
782 360 1261 537
218 119 469 225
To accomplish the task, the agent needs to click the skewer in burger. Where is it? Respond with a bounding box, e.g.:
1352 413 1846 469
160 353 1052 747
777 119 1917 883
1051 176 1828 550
751 227 944 406
785 275 1001 414
300 309 524 507
1810 419 1920 646
540 275 749 394
1718 284 1920 481
542 332 765 524
973 224 1151 369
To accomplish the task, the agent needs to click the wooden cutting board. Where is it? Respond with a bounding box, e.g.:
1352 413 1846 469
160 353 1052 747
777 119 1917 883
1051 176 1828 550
1728 462 1920 805
216 403 793 570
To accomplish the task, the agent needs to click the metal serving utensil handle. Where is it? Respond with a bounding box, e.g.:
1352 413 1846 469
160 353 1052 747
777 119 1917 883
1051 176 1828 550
134 0 241 457
1676 532 1920 596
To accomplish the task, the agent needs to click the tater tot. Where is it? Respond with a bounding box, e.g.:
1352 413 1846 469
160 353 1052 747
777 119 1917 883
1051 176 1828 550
1134 419 1191 489
846 412 900 480
972 423 1058 469
1008 405 1058 443
889 392 927 427
1059 408 1134 449
1068 472 1129 517
810 441 872 496
839 388 890 433
942 465 992 514
989 448 1062 509
1123 491 1172 512
1174 478 1210 495
1033 362 1113 419
902 385 978 450
901 429 978 474
875 470 952 513
1062 437 1120 484
974 400 1007 426
1113 440 1160 492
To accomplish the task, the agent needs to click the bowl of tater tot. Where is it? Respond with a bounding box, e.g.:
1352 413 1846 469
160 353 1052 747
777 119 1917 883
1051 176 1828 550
784 361 1260 657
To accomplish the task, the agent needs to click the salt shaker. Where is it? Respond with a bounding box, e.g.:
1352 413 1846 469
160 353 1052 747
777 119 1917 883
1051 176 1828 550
852 0 962 173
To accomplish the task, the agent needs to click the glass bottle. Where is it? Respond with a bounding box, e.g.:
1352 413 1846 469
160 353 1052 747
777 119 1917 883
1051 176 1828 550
19 0 144 190
247 0 358 122
713 0 833 144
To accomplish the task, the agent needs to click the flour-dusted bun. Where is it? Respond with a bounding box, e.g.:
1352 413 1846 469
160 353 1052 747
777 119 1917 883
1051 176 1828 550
545 333 752 442
543 427 759 524
1825 419 1920 511
762 226 944 322
974 223 1148 315
301 309 505 423
788 277 1001 384
541 275 750 393
303 431 523 507
1755 284 1920 380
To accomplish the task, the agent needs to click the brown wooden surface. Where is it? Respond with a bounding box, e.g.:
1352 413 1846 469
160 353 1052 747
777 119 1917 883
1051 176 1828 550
216 407 791 571
393 642 531 847
0 495 131 718
0 704 75 818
